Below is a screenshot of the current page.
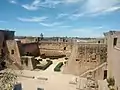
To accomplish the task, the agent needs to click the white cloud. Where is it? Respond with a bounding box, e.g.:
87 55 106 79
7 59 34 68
58 0 120 19
64 0 81 3
22 0 41 10
22 0 82 10
66 0 120 18
68 13 85 20
56 13 69 19
39 22 61 27
8 0 17 4
17 16 48 22
59 25 72 28
85 0 119 13
81 0 120 16
95 26 103 29
103 6 120 12
22 4 39 10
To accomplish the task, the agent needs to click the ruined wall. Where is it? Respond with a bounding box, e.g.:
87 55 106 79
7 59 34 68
6 40 21 66
78 43 107 64
0 32 5 56
22 43 40 56
0 32 5 69
21 56 36 70
16 41 23 56
0 30 19 70
76 38 105 44
111 47 120 90
105 31 120 90
63 43 107 76
19 37 38 43
20 41 72 57
39 42 72 57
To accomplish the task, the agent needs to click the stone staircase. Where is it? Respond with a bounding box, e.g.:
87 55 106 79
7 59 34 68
80 62 107 78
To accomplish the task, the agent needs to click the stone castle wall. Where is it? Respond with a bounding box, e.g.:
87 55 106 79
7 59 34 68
6 40 21 68
0 32 5 56
39 42 72 57
63 43 107 76
105 31 120 89
21 43 40 56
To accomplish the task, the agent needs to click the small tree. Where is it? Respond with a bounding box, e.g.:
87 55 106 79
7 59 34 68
107 77 115 90
40 33 43 40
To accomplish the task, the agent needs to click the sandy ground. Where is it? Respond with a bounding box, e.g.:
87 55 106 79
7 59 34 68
17 72 79 90
15 58 86 90
0 58 108 90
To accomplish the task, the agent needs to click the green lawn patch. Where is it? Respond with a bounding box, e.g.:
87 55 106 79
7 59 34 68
54 62 63 72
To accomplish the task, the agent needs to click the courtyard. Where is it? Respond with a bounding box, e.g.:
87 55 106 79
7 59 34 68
13 57 108 90
15 58 80 90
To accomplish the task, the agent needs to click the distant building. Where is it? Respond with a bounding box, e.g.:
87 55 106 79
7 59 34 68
104 31 120 90
15 36 40 43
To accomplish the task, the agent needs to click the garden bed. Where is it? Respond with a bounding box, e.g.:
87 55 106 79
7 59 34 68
54 62 63 72
36 60 53 70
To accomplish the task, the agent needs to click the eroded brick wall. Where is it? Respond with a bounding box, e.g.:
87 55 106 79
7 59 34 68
39 42 72 57
63 43 107 76
6 40 21 66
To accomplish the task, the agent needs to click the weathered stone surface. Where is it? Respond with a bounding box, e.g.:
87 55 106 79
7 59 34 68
63 43 107 77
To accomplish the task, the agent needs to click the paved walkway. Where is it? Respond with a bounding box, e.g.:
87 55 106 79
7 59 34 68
16 71 79 90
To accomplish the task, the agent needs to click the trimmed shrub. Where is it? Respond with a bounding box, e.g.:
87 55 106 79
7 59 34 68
107 77 115 89
54 62 63 72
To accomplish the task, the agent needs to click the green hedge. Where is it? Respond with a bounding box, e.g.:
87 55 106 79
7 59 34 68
54 62 63 72
37 60 53 70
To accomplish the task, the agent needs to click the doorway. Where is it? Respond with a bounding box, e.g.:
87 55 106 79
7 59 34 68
103 70 107 79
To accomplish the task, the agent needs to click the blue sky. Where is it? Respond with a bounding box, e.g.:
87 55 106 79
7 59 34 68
0 0 120 37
